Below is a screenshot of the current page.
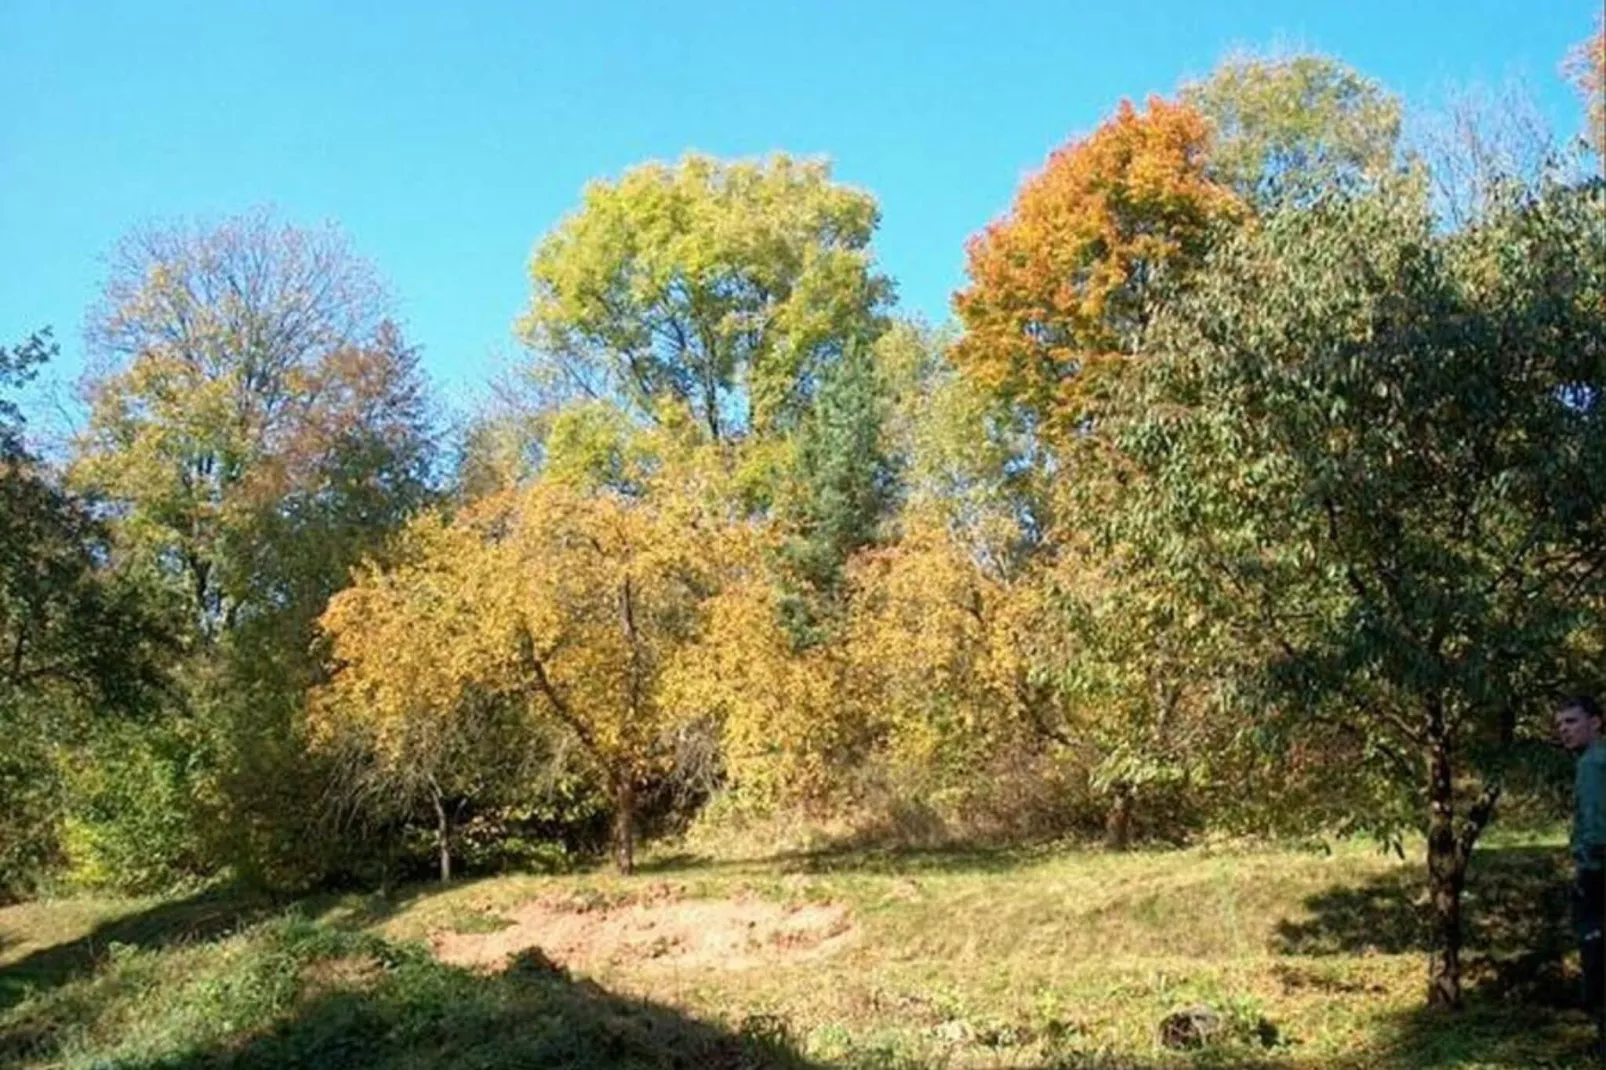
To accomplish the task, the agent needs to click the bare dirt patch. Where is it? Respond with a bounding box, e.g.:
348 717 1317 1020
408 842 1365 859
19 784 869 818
430 893 854 972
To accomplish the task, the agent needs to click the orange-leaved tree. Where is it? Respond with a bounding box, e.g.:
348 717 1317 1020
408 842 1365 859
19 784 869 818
1564 14 1605 157
951 96 1241 437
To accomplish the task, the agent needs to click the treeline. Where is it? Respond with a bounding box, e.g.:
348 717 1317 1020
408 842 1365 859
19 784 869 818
3 37 1605 1008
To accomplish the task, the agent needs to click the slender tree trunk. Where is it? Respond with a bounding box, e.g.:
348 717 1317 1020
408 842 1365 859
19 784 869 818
615 571 642 877
1425 738 1464 1008
429 778 452 884
1105 782 1134 851
614 779 636 875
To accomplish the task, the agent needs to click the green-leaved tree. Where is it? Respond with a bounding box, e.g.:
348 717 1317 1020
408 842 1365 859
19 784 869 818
1108 174 1606 1006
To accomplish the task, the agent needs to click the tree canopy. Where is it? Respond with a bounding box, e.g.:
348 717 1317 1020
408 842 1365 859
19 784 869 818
520 153 893 442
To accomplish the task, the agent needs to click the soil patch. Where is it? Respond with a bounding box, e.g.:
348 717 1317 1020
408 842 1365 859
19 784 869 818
431 893 854 972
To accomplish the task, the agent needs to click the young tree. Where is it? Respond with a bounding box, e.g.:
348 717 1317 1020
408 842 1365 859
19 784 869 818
1108 176 1606 1006
519 153 892 441
313 517 530 882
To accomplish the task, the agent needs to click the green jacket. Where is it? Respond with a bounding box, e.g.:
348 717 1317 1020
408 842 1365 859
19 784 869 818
1576 739 1606 873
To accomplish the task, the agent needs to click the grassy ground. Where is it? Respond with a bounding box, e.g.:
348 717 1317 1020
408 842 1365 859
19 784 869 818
0 835 1598 1068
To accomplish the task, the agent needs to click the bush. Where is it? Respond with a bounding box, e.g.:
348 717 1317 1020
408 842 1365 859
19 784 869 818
60 719 205 895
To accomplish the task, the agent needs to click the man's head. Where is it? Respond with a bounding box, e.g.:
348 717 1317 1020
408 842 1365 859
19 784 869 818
1557 696 1603 753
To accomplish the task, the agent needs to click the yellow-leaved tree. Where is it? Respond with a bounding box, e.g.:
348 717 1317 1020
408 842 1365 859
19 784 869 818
317 469 747 875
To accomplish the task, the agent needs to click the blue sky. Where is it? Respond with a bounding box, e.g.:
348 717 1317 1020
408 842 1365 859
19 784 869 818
2 0 1598 415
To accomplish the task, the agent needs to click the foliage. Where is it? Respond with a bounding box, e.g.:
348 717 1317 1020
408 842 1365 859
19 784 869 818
951 96 1242 437
775 336 900 645
1181 50 1402 207
319 470 750 874
1105 174 1606 1004
519 153 892 441
70 211 440 891
0 331 168 899
1564 15 1606 156
58 720 204 895
75 213 436 643
682 565 857 808
312 515 550 882
1 331 167 717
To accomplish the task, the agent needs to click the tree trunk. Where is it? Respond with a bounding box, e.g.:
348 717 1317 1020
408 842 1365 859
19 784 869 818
429 779 452 884
1105 782 1134 851
613 780 636 875
1425 739 1464 1008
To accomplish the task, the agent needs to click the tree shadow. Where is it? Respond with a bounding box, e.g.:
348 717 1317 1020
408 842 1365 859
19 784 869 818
112 945 819 1070
1275 845 1575 999
0 888 270 1011
1274 844 1596 1067
1360 1001 1602 1069
301 877 452 932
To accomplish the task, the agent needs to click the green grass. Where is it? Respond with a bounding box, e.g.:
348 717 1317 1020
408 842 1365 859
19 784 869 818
0 837 1599 1068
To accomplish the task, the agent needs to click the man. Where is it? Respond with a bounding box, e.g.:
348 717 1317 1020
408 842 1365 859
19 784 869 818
1559 696 1606 1056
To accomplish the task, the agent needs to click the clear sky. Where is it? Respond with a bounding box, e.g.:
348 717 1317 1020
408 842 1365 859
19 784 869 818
2 0 1598 414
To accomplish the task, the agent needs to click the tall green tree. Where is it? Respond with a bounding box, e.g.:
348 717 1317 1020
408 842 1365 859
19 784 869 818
519 153 892 442
776 336 900 644
1107 175 1606 1006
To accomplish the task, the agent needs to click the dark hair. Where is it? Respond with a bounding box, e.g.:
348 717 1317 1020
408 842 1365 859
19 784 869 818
1560 695 1603 722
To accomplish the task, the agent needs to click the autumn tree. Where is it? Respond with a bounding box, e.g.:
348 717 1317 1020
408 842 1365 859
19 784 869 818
1564 15 1606 157
682 565 858 808
519 153 892 442
77 211 436 645
1181 51 1401 207
1106 176 1606 1006
320 474 745 875
952 97 1242 437
313 516 536 882
72 210 439 888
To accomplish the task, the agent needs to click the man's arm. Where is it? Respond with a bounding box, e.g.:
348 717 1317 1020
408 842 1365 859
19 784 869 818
1581 748 1606 871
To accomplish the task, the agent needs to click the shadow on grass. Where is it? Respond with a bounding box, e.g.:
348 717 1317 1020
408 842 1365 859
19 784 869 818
1362 1002 1602 1070
1276 845 1576 1003
120 943 814 1070
0 888 271 1011
301 877 450 932
1276 844 1597 1068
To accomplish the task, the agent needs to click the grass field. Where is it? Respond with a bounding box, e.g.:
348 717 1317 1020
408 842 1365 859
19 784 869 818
0 834 1599 1068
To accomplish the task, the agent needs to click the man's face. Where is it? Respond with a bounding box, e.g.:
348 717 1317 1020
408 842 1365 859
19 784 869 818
1557 706 1602 752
